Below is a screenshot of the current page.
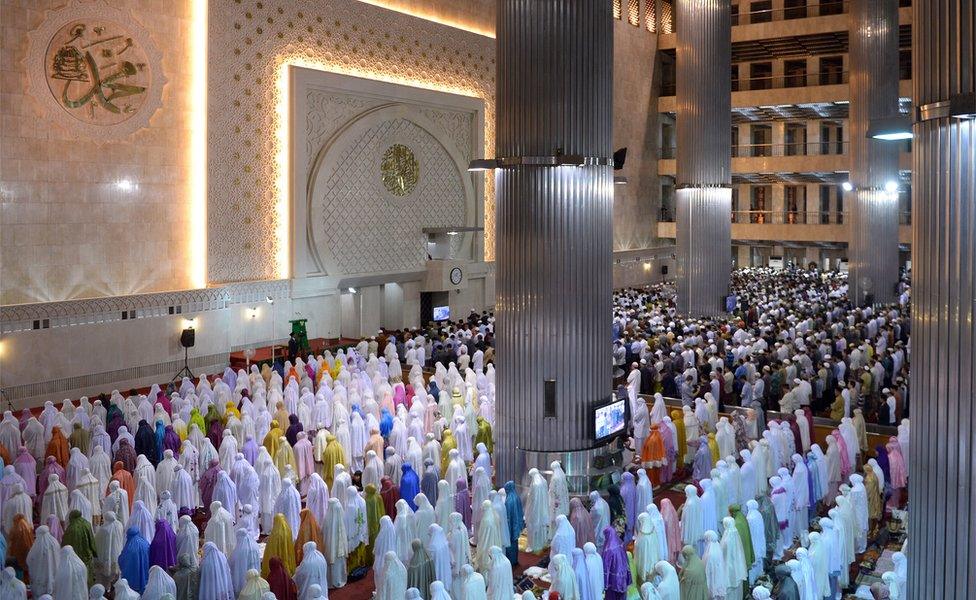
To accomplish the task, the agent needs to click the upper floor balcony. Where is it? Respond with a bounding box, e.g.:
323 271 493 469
658 143 912 176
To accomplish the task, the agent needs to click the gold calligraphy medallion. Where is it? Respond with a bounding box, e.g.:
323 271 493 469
380 144 420 197
45 19 151 125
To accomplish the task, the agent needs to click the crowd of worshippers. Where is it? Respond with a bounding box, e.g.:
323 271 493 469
613 267 911 427
368 309 495 372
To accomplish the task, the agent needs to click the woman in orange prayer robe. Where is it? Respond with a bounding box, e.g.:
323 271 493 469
642 424 668 486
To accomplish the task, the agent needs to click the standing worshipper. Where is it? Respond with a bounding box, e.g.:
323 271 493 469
602 526 631 600
198 541 235 600
262 514 297 576
377 551 408 600
62 509 97 583
27 525 61 596
294 541 328 600
53 545 89 600
150 517 178 570
526 468 551 552
323 497 349 589
230 528 262 596
118 527 151 594
679 545 709 600
267 557 298 600
173 553 201 600
407 539 435 595
143 565 178 600
504 480 525 564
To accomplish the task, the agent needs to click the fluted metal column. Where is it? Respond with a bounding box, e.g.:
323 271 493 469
675 0 732 316
908 2 976 598
494 0 613 487
847 0 900 305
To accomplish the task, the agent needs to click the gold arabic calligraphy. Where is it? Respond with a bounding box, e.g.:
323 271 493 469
46 21 150 125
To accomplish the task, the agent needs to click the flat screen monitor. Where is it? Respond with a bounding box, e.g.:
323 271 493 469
433 305 451 321
594 398 627 441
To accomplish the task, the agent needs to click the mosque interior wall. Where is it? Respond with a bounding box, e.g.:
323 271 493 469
0 0 668 408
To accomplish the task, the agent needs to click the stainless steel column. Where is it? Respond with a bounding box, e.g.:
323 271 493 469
847 0 900 305
493 0 614 487
675 0 732 316
908 2 976 598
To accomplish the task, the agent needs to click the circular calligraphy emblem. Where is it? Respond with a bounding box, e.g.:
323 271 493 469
44 20 152 126
380 144 420 197
27 2 165 140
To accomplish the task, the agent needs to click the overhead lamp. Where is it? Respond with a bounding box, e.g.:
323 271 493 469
614 176 628 185
834 100 850 105
348 287 357 294
867 115 913 140
842 181 853 192
447 230 460 236
884 180 899 194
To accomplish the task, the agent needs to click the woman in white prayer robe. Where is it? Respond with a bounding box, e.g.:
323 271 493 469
143 565 178 600
41 473 70 525
445 449 466 491
230 527 261 595
806 532 831 600
475 499 504 574
66 447 89 491
413 493 437 548
373 516 398 582
136 455 157 491
2 483 32 534
588 490 610 550
68 489 93 523
471 467 492 533
486 545 514 600
212 471 238 519
204 501 236 556
0 566 27 600
721 516 748 599
549 553 580 600
27 525 61 596
848 474 869 553
127 500 156 544
94 511 126 585
198 541 234 600
549 461 571 523
238 569 271 600
135 471 158 517
275 478 302 540
680 485 705 553
427 523 453 592
294 541 329 600
473 443 492 476
376 551 407 600
114 578 141 600
53 545 88 600
447 511 472 598
323 497 348 589
634 513 662 585
169 460 197 508
156 450 179 498
255 448 281 534
362 450 384 491
550 514 577 562
525 468 551 552
651 560 680 600
461 563 489 600
434 479 455 528
703 529 729 599
394 498 416 562
88 445 112 494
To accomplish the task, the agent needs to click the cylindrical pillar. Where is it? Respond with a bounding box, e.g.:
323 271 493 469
675 0 732 316
847 0 900 305
908 2 976 598
493 0 614 488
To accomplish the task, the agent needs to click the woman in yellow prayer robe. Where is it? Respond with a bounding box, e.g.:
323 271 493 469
671 409 687 463
224 401 241 424
294 508 323 564
274 436 299 478
863 468 883 523
263 425 282 459
189 408 206 436
273 402 290 432
262 513 297 576
707 432 720 464
364 483 385 557
440 429 457 475
321 434 347 488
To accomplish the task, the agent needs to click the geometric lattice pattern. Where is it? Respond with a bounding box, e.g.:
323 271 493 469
316 118 466 274
207 0 496 283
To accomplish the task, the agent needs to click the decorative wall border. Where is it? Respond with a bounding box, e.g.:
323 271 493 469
0 280 290 335
25 0 167 140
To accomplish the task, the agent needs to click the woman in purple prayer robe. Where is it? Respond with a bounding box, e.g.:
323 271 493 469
692 436 713 482
601 526 632 600
199 458 223 508
163 426 181 457
619 471 637 543
150 518 178 570
454 478 473 533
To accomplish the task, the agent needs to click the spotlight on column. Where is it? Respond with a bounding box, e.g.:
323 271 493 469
867 115 913 140
885 181 899 194
842 181 853 192
348 287 357 294
467 159 497 172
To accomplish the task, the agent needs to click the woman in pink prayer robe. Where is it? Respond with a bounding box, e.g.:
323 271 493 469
294 432 315 494
659 498 683 563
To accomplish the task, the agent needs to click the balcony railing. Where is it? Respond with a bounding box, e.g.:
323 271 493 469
658 210 912 225
661 141 849 159
662 70 848 96
731 0 849 26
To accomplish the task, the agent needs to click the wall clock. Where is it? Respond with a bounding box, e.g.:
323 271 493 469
450 266 463 286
